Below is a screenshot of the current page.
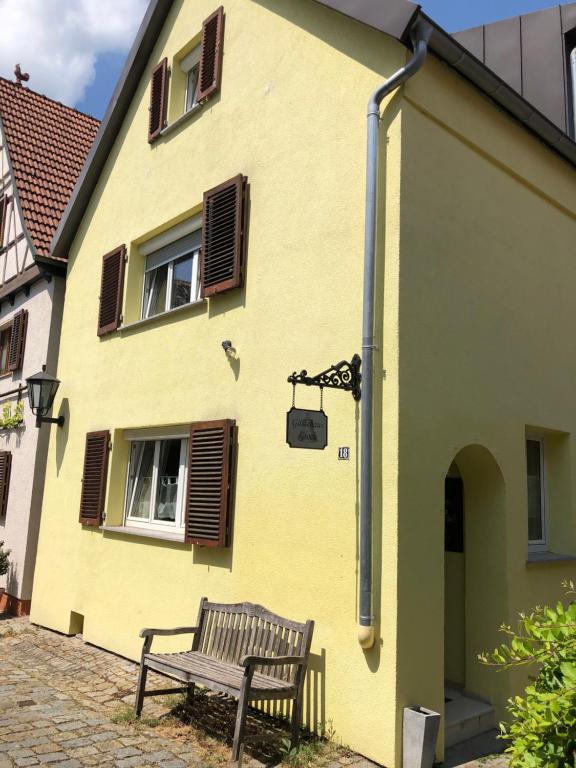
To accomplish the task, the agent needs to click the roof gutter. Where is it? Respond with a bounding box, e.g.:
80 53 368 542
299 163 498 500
358 25 430 649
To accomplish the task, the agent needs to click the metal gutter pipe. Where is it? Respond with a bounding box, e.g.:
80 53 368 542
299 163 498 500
358 30 428 649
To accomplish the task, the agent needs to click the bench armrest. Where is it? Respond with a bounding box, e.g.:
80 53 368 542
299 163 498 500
240 654 307 668
139 626 199 638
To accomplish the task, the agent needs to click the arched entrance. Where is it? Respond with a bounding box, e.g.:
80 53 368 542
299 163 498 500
443 445 507 747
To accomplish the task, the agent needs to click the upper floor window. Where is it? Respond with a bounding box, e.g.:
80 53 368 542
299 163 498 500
142 227 201 320
0 326 12 375
526 437 547 550
148 6 224 142
182 46 201 112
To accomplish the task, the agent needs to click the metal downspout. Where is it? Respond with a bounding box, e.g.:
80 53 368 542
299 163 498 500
358 30 429 649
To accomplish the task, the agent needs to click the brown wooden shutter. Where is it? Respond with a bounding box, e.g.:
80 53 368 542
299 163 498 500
0 195 7 247
8 309 28 372
197 7 225 102
185 419 235 546
97 245 126 336
79 431 110 526
0 451 12 516
148 58 169 142
201 175 247 297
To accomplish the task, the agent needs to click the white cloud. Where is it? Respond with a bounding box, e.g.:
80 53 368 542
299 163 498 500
0 0 148 106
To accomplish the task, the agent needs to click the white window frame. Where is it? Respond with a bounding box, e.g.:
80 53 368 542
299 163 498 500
181 45 201 112
526 436 548 552
124 430 188 535
140 216 202 320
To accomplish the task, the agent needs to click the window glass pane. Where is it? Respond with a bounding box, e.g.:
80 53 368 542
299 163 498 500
0 329 10 374
171 254 194 309
186 64 200 111
153 439 181 522
143 264 168 318
127 441 155 520
526 439 543 541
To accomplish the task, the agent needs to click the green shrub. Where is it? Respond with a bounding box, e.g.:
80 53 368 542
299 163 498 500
480 581 576 767
0 541 10 577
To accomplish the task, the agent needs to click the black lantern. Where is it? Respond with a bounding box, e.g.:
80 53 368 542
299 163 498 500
26 366 65 427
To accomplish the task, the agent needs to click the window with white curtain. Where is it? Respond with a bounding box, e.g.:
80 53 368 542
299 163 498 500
125 433 188 534
141 226 201 319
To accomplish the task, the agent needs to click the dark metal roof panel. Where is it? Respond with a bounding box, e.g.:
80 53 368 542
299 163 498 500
453 26 484 61
522 7 567 130
454 3 576 135
561 3 576 31
485 17 522 94
310 0 420 42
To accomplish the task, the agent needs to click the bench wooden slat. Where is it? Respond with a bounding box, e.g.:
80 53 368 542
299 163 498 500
147 651 296 691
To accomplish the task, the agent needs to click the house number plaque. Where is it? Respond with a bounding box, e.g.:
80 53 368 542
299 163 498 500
286 408 328 450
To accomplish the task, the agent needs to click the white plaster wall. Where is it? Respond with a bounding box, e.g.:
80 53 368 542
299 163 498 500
0 275 65 600
0 119 35 284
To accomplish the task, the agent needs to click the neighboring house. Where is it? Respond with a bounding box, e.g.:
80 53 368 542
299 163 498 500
29 0 576 765
0 77 98 615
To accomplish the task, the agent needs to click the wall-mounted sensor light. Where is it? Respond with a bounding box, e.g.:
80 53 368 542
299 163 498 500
222 340 237 359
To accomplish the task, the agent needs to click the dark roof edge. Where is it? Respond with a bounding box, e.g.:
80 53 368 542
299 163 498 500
51 0 576 260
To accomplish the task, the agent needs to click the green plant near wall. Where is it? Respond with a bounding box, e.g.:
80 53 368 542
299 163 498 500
0 400 24 429
479 581 576 768
0 541 10 577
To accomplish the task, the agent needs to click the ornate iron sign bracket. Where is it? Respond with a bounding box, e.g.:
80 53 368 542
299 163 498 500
288 354 362 401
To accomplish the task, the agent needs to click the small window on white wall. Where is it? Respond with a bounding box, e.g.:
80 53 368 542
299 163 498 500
526 437 547 550
141 220 201 319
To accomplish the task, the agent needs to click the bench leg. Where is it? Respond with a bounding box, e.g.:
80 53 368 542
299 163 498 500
291 695 302 748
135 663 148 717
186 683 195 706
232 680 251 762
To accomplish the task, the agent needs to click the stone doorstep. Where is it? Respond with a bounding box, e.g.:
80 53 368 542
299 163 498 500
445 696 496 749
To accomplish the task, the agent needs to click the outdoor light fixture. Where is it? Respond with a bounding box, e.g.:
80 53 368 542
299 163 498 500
221 340 236 359
25 366 65 428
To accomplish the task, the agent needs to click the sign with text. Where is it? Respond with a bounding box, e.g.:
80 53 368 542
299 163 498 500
286 408 328 450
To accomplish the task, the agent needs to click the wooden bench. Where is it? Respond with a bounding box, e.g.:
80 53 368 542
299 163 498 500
136 598 314 761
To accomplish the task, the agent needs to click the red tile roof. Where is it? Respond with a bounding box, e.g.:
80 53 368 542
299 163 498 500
0 77 99 259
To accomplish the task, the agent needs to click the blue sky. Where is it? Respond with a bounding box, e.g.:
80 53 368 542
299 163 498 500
421 0 573 31
1 0 570 120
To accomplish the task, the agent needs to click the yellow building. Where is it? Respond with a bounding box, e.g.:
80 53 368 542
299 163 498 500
31 0 576 765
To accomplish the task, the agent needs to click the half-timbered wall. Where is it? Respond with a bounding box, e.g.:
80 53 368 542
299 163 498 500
0 120 35 286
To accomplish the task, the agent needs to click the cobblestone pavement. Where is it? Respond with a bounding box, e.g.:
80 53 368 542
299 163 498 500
0 616 506 768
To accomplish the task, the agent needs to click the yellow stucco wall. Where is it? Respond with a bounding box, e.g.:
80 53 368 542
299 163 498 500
31 1 408 765
396 54 576 755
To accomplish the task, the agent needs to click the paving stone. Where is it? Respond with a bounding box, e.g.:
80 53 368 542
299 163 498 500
15 758 40 767
111 747 142 758
9 748 36 758
33 744 60 755
60 737 93 748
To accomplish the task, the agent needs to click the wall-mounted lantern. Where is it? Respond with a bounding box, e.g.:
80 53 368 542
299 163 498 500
25 366 65 428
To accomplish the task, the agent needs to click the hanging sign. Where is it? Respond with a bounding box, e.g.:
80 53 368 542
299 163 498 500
286 408 328 450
